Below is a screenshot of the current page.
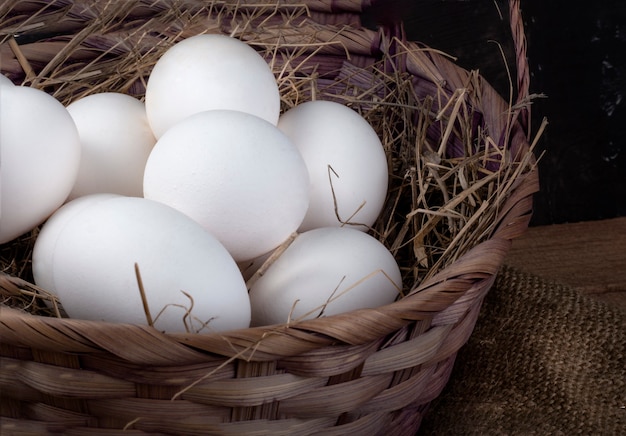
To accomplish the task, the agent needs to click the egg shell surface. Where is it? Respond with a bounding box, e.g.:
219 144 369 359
249 227 402 327
143 109 310 262
0 85 81 243
0 75 14 87
32 193 121 295
277 100 388 232
34 196 251 333
66 92 156 200
145 34 280 138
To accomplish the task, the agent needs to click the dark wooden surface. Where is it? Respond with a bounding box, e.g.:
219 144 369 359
363 1 626 227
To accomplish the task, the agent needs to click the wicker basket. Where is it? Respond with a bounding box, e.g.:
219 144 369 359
0 1 539 434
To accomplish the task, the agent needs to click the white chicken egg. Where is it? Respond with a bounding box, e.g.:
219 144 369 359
0 85 81 243
32 193 121 294
32 196 250 333
277 100 388 232
65 92 156 200
145 34 280 138
0 75 14 87
143 109 310 262
249 227 402 327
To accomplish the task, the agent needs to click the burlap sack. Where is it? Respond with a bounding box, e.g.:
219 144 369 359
419 265 626 435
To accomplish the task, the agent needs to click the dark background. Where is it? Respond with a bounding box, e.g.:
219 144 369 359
362 1 626 226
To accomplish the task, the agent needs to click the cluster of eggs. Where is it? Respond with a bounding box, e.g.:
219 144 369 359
0 34 402 333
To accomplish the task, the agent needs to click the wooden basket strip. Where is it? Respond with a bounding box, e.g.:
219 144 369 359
181 373 327 407
356 364 436 415
169 324 340 361
277 340 382 378
427 298 486 366
509 0 530 131
190 416 338 436
0 307 98 354
87 398 232 426
360 324 451 376
0 305 208 364
114 415 337 436
411 355 456 406
431 278 493 327
0 358 46 402
318 411 391 436
380 320 431 387
21 402 96 428
10 358 136 398
491 181 537 242
277 373 390 418
78 354 236 386
64 428 165 436
0 417 76 436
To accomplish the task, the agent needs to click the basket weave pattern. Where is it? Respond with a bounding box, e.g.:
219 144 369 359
0 1 538 434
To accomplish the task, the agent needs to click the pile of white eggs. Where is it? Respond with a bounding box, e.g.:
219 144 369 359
0 34 402 333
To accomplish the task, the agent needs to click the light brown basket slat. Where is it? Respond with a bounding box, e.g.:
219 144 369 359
277 340 382 378
87 398 231 427
277 374 390 418
10 358 136 399
77 354 236 386
131 416 338 436
181 373 328 408
317 411 391 436
360 324 451 376
355 365 436 416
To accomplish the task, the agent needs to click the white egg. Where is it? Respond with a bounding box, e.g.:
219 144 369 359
249 227 402 327
0 86 81 244
33 196 250 333
32 193 122 294
143 109 310 262
0 75 14 87
145 34 280 138
277 100 388 232
65 92 156 200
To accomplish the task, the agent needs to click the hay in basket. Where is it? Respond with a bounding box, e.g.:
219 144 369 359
0 1 543 434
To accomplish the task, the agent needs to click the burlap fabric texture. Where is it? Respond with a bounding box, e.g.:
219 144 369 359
419 265 626 435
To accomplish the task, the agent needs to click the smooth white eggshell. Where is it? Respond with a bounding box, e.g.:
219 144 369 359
143 109 310 262
0 75 14 87
277 100 388 232
249 227 402 327
32 193 121 294
65 92 156 200
33 197 250 333
0 86 81 243
145 34 280 138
